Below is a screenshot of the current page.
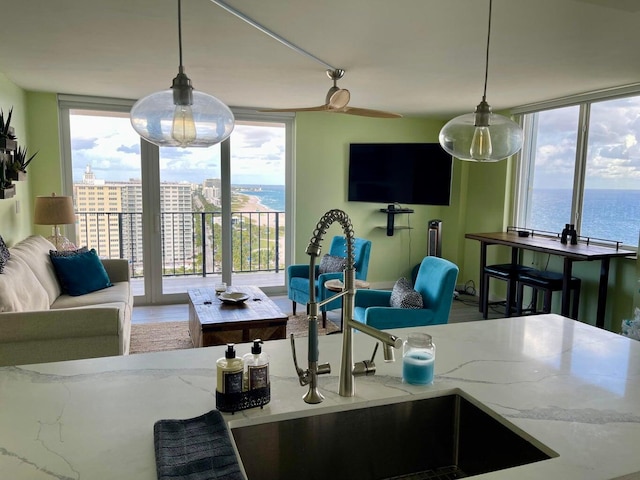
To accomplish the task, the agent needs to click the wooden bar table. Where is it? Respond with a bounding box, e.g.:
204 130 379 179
465 231 635 328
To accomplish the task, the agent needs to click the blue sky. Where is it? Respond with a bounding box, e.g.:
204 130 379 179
70 101 640 190
69 113 286 185
533 97 640 190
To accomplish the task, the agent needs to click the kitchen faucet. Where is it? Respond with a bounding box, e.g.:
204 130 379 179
290 209 403 403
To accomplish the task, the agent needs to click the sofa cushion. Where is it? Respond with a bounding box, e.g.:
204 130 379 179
10 235 61 305
0 256 50 312
51 281 131 310
50 249 113 296
390 277 424 309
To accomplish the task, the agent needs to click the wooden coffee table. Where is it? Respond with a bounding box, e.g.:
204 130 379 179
188 285 288 347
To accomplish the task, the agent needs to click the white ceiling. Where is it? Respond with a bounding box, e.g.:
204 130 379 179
1 0 640 118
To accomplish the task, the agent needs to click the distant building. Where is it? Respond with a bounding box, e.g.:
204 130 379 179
202 178 221 206
73 165 194 275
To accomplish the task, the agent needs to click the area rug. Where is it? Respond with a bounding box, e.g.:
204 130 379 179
129 314 340 354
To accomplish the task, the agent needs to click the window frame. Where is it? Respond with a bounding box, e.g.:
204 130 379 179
512 85 640 250
58 95 296 302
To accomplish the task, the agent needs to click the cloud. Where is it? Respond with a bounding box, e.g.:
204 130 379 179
118 144 140 155
531 98 640 189
68 114 280 186
71 137 98 150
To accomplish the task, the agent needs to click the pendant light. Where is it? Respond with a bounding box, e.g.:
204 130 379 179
130 0 234 148
439 0 523 162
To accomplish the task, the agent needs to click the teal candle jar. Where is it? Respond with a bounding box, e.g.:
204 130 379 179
402 332 435 385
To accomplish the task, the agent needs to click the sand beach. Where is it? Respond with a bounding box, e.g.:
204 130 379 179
235 192 284 228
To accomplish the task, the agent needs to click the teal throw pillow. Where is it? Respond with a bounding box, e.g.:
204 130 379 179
50 248 113 296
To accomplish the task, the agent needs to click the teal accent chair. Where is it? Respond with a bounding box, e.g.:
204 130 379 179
288 236 372 327
354 256 459 329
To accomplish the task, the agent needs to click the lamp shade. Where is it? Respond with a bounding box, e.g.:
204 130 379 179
439 112 524 162
34 194 76 225
130 89 235 148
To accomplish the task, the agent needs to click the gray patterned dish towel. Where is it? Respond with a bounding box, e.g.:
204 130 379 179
154 410 243 480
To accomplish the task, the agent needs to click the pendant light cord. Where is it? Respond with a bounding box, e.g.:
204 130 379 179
482 0 493 102
177 0 184 68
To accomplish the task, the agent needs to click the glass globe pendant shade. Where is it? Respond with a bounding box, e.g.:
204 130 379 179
130 70 235 148
439 107 523 162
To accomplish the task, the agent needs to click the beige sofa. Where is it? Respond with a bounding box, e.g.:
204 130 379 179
0 235 132 366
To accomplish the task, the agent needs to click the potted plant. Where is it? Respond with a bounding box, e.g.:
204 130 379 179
0 157 14 199
7 145 37 181
0 107 17 151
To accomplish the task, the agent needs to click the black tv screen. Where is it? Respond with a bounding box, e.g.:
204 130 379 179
348 143 453 206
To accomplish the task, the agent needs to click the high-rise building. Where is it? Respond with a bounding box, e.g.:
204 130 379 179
74 166 194 275
202 178 221 206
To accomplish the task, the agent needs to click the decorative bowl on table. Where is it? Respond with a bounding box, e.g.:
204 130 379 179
219 292 250 304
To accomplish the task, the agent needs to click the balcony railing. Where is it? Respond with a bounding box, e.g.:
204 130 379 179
74 210 285 279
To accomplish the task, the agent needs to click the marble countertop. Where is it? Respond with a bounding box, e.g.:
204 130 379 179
1 314 639 479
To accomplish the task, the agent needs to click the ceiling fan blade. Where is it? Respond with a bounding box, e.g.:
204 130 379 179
259 104 331 113
262 69 402 118
342 106 403 119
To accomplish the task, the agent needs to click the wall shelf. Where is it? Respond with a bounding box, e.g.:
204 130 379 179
379 207 414 236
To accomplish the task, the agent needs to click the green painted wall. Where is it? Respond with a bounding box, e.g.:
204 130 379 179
0 73 31 245
0 71 636 331
294 112 638 330
293 113 459 286
25 92 64 239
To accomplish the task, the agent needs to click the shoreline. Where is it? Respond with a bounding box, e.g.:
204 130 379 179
234 192 284 228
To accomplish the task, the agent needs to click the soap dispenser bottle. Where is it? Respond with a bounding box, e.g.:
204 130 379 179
216 343 244 394
242 339 270 390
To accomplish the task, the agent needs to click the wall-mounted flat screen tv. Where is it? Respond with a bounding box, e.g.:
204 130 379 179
348 143 453 206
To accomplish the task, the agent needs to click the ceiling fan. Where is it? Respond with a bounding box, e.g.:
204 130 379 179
261 69 402 119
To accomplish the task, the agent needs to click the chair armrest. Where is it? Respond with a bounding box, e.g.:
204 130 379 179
364 306 437 329
288 264 317 280
317 271 343 283
354 289 392 308
317 272 344 301
102 259 130 283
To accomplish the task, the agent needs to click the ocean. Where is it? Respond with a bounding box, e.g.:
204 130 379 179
235 185 285 212
234 185 639 247
530 189 639 247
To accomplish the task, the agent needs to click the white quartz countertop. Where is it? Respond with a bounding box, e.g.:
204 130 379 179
1 314 639 479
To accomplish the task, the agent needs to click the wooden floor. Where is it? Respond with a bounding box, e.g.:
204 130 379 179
132 293 506 325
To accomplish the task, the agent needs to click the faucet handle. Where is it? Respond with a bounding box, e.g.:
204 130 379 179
353 359 376 377
290 334 310 386
353 343 379 377
317 362 331 375
370 343 379 363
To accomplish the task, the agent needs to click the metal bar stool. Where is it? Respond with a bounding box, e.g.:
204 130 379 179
516 270 581 320
481 264 537 319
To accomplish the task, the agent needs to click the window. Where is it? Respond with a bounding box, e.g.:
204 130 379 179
59 96 293 303
516 92 640 248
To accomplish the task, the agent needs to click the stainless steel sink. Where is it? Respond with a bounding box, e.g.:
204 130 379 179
229 390 557 480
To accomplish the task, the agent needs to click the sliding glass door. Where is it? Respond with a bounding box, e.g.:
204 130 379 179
59 96 293 305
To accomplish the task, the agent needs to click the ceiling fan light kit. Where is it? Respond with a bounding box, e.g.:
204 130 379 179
130 0 234 148
439 0 523 162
